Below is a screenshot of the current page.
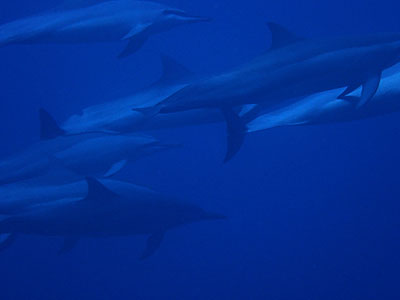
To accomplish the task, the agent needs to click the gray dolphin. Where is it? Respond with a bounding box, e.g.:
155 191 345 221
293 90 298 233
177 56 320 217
0 177 226 258
0 109 178 185
0 177 142 215
62 55 222 134
0 0 210 57
246 64 400 133
141 23 400 161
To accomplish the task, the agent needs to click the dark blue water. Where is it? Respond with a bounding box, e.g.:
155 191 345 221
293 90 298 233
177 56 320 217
1 0 400 299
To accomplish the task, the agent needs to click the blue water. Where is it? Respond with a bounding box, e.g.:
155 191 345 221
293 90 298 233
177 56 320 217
1 0 400 299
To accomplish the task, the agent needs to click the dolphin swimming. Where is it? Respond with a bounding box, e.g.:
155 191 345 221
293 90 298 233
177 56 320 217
140 23 400 161
0 177 226 258
62 55 222 134
0 109 178 185
246 65 400 133
0 0 210 57
0 177 155 215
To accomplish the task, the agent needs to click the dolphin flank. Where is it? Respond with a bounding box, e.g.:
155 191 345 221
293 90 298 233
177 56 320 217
0 177 226 259
147 23 400 161
0 0 211 57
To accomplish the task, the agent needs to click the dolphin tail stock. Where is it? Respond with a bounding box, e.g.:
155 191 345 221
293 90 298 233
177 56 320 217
0 233 16 252
221 107 248 163
140 231 165 260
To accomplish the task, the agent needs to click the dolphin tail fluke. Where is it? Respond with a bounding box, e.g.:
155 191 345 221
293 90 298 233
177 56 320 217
118 36 148 58
140 231 165 260
222 108 247 163
357 73 382 108
58 237 79 254
0 233 16 252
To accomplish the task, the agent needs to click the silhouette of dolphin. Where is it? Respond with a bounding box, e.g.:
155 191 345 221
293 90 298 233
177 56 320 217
0 0 211 57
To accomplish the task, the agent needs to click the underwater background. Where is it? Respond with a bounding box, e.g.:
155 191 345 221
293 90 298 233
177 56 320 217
1 0 400 299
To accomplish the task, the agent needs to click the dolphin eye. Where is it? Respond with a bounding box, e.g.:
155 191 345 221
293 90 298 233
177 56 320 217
163 9 187 17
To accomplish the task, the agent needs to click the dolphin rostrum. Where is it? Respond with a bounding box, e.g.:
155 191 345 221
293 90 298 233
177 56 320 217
0 177 226 259
0 0 211 57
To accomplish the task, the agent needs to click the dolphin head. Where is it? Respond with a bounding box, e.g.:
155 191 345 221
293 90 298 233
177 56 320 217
159 8 212 27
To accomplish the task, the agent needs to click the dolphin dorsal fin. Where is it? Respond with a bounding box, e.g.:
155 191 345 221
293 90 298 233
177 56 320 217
155 55 194 86
267 22 303 49
84 177 119 202
39 108 66 140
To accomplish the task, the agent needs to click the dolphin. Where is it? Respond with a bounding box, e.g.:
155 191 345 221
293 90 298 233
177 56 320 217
246 64 400 133
0 109 178 185
62 55 222 134
0 177 166 215
0 177 226 258
140 23 400 161
0 0 210 57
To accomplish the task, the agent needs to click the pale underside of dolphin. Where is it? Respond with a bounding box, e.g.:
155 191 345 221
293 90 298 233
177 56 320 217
0 177 226 259
246 65 400 133
0 0 211 57
135 23 400 162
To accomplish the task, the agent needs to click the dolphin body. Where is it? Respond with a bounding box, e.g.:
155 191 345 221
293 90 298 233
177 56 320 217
0 177 226 258
62 55 222 134
0 110 177 185
246 65 400 133
0 0 210 57
144 24 400 161
0 177 153 215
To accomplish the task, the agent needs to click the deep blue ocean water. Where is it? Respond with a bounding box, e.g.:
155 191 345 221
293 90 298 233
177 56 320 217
1 0 400 299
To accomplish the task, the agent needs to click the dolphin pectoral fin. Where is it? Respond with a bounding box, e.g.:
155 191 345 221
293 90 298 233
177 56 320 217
0 233 16 252
104 160 127 178
118 36 148 58
39 108 66 140
222 108 248 163
238 104 258 116
337 84 360 99
140 231 165 260
84 177 119 203
357 73 382 108
122 23 152 40
58 237 79 255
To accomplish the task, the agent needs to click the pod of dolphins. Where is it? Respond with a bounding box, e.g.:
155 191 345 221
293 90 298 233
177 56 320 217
1 0 400 259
